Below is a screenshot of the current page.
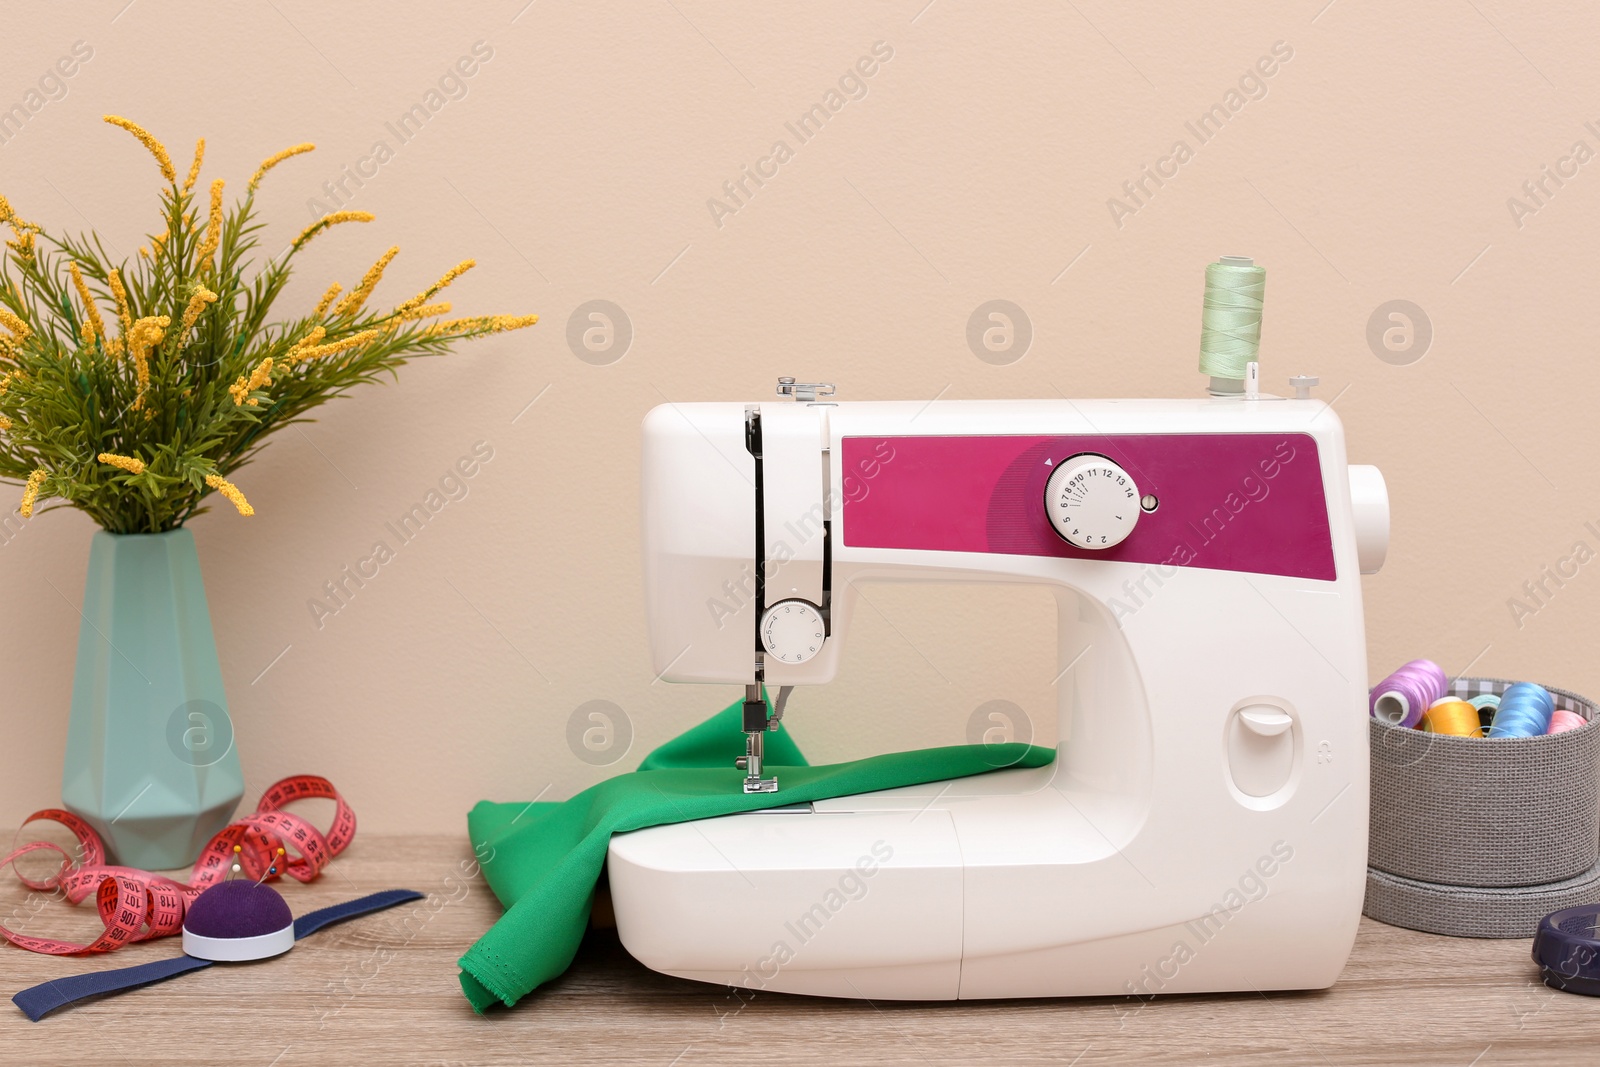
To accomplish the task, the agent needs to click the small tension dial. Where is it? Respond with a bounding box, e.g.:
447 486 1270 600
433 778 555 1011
1043 454 1140 550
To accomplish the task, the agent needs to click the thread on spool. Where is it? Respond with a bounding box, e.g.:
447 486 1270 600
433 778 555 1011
1421 699 1484 737
1550 709 1587 734
1488 682 1556 738
1370 659 1448 728
1469 693 1501 731
1199 256 1266 384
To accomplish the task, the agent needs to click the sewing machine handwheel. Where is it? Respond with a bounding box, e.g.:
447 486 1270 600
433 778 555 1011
1043 454 1140 550
760 600 826 664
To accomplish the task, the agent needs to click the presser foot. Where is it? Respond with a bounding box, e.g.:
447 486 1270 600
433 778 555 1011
737 727 778 793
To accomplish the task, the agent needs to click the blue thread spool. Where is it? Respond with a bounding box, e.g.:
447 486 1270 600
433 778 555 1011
1488 682 1555 738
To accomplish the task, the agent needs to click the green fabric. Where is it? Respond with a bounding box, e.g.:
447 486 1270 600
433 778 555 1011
457 698 1053 1012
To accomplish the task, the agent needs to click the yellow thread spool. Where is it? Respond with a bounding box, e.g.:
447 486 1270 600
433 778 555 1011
1421 698 1483 737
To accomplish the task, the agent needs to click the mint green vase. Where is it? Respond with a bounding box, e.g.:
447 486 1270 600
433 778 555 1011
61 529 243 870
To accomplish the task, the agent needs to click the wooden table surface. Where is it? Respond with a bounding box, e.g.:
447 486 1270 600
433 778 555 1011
2 833 1597 1066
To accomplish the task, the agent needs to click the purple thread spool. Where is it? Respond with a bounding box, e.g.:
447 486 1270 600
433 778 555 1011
1370 659 1447 728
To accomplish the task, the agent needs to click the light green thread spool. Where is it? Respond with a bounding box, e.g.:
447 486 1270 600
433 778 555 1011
1199 255 1266 395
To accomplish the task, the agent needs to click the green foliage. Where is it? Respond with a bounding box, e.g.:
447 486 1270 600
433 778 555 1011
0 122 536 533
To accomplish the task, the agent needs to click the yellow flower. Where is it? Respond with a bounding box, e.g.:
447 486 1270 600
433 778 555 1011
107 268 133 348
228 355 274 406
103 115 176 183
97 452 145 475
5 225 35 263
292 211 374 250
68 261 106 348
0 307 28 342
311 282 343 319
127 315 170 409
19 468 45 517
424 314 540 337
390 301 452 324
176 286 218 348
283 325 326 364
198 179 224 271
205 473 254 516
249 143 315 191
395 260 475 315
294 328 380 362
138 246 151 260
183 138 205 194
0 193 11 224
0 415 10 431
334 246 398 317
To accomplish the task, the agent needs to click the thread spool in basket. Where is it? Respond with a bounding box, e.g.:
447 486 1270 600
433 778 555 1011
1551 709 1587 734
1488 682 1556 738
1421 698 1484 737
1370 659 1447 729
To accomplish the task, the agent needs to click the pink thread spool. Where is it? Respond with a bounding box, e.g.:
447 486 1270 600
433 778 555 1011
1371 659 1448 729
1549 709 1587 734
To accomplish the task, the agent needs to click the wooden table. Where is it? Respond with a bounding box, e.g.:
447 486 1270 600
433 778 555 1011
2 834 1596 1066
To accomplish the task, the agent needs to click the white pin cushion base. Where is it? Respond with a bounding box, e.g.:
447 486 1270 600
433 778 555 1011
182 922 294 961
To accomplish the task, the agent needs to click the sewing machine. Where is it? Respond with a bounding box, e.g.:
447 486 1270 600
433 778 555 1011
608 377 1388 1000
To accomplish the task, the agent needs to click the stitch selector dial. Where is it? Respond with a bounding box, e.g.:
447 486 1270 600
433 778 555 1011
1044 455 1140 550
760 599 826 664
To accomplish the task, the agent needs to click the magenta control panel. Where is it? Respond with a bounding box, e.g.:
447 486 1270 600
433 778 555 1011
840 433 1336 581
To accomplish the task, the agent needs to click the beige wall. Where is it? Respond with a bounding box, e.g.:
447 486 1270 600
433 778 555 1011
2 0 1597 836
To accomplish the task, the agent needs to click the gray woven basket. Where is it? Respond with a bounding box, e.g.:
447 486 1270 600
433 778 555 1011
1364 859 1600 939
1369 676 1600 889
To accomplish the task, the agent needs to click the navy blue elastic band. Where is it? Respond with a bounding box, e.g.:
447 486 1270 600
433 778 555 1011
13 955 213 1022
293 889 423 939
13 889 424 1021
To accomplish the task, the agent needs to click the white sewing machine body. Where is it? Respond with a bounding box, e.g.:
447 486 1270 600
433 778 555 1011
609 392 1386 1000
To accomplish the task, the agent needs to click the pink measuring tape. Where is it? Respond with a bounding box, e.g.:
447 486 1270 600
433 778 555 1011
1 775 355 956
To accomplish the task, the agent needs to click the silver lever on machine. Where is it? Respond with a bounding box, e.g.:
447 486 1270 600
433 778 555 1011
776 377 835 402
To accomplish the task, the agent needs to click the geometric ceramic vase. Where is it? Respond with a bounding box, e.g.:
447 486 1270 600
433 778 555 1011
60 528 243 870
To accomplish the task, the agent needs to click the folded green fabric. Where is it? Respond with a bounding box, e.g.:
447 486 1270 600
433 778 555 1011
458 698 1052 1011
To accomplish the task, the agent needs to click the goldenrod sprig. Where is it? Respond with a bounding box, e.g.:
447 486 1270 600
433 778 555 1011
293 328 380 362
333 246 398 317
228 356 273 406
204 474 253 516
0 307 28 343
107 268 133 352
97 452 145 475
18 468 44 517
176 286 218 349
127 315 170 409
198 180 225 271
395 259 475 315
103 115 176 183
311 282 343 319
249 143 315 191
424 314 540 337
292 211 374 250
68 261 106 347
183 138 205 194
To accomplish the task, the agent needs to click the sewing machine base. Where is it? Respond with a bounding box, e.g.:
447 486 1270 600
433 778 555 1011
608 760 1361 1000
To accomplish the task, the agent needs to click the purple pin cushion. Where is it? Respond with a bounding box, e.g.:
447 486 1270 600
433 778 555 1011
182 880 295 962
